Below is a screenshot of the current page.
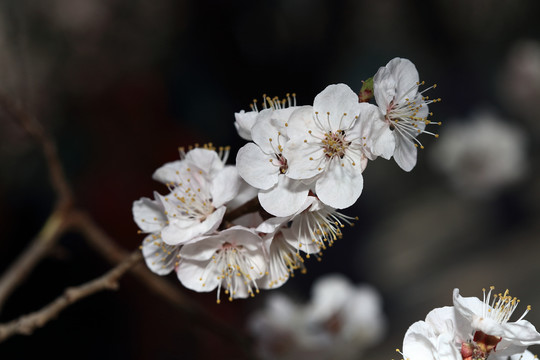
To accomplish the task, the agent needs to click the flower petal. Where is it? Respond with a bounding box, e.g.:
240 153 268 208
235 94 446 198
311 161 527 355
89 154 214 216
141 235 180 275
313 84 361 131
236 143 279 190
211 165 241 207
258 176 310 217
393 130 418 171
234 110 258 140
132 195 167 233
177 258 219 292
160 206 226 245
315 158 363 209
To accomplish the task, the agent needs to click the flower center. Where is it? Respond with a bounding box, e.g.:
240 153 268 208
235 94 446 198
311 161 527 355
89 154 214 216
460 332 501 360
204 243 263 303
322 130 350 158
163 167 215 221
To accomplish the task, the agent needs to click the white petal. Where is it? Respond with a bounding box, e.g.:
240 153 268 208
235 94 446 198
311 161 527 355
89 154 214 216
152 160 183 184
350 103 395 160
402 321 438 360
179 236 223 261
177 258 219 292
252 107 296 154
160 206 226 245
283 140 325 180
184 148 224 177
258 176 309 217
141 235 180 275
236 143 279 190
313 84 361 131
132 195 167 233
373 66 396 114
234 110 258 140
226 179 259 211
211 165 241 207
393 131 418 171
385 58 420 103
425 306 458 337
315 158 363 209
285 106 320 141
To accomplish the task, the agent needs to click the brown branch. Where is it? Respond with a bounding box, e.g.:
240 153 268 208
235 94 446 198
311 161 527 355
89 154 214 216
0 93 75 312
70 210 256 359
0 208 70 313
0 251 142 342
0 92 73 207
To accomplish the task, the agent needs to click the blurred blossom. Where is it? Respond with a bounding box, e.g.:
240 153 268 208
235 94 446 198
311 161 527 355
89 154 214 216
499 40 540 127
248 273 386 360
430 111 527 198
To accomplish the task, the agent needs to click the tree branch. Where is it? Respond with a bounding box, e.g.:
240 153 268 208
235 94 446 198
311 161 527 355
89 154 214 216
0 251 142 342
70 210 256 359
0 208 70 313
0 92 73 207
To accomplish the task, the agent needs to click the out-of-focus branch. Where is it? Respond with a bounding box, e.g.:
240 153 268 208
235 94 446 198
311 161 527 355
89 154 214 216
0 92 73 207
0 208 70 314
0 93 74 314
0 251 142 342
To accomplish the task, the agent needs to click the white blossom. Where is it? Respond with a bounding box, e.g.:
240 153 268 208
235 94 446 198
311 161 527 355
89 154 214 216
176 226 267 303
430 111 527 198
236 103 309 217
373 57 441 171
284 83 393 209
151 147 241 246
249 274 386 360
399 287 540 360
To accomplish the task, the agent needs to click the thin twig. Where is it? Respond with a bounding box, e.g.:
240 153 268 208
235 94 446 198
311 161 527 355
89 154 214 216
70 210 256 358
0 208 70 313
0 92 73 207
0 251 142 342
0 92 74 313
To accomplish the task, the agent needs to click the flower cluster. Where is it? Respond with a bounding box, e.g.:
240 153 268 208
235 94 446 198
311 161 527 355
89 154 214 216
397 287 540 360
132 57 440 302
248 273 387 360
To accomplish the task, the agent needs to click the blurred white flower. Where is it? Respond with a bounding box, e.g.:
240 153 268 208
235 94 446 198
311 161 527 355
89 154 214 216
373 57 441 171
249 273 386 360
430 111 527 197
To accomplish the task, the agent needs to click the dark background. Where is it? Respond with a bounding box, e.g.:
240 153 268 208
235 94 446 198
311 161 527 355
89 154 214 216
1 0 540 359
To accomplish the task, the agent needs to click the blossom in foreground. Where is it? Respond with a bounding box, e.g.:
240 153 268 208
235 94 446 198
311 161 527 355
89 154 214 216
430 111 527 198
177 226 266 303
285 83 393 209
398 287 540 360
132 195 181 275
236 101 309 217
149 147 242 246
249 274 386 360
373 57 441 171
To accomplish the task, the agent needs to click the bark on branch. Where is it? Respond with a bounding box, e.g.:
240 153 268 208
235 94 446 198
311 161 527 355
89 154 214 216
0 251 142 342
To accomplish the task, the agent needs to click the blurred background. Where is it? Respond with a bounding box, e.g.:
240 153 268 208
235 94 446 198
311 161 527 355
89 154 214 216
1 0 540 359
